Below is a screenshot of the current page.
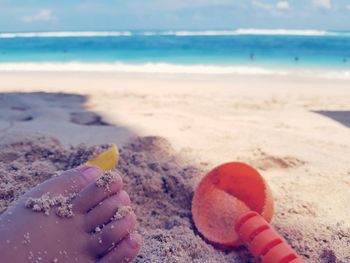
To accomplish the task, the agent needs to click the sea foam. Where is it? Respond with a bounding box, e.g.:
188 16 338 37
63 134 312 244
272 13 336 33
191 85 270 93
155 29 350 36
0 62 287 75
0 62 349 79
0 31 132 38
0 29 348 38
158 29 333 36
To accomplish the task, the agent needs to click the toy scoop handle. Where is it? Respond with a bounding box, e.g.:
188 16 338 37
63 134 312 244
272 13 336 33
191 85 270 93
235 211 305 263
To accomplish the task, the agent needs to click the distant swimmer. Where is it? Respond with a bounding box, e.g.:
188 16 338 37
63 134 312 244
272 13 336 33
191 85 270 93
249 53 255 61
294 56 299 62
343 57 347 63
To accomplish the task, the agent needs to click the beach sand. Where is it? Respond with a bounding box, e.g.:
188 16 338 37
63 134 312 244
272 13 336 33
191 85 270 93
0 72 350 262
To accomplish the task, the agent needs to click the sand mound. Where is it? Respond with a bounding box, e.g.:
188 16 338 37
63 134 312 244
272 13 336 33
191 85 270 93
1 136 349 262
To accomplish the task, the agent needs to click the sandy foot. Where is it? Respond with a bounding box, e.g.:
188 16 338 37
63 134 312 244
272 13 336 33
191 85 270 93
0 165 141 263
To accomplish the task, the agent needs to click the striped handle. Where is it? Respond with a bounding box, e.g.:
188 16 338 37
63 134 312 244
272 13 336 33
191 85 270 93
235 211 305 263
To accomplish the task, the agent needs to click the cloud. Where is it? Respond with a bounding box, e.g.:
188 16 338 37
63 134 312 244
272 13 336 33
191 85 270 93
123 0 235 12
22 9 54 23
276 1 290 10
252 1 289 12
155 0 233 9
252 1 274 11
347 4 350 11
312 0 331 9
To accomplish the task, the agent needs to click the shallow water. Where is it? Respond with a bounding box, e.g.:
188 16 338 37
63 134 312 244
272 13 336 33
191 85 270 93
0 30 349 71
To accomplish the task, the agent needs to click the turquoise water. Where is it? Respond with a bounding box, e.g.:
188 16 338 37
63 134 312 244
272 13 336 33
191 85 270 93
0 30 349 73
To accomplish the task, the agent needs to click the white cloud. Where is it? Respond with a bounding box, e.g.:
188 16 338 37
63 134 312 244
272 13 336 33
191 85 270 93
127 0 234 11
252 1 290 12
22 9 54 23
276 1 290 10
252 1 274 11
312 0 331 9
346 4 350 11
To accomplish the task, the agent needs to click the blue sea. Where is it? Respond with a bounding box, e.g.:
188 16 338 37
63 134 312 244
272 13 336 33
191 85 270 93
0 29 349 78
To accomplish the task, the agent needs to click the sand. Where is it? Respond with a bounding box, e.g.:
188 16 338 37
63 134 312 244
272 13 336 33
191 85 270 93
0 135 348 262
0 72 350 262
96 170 121 190
113 206 133 221
25 193 74 217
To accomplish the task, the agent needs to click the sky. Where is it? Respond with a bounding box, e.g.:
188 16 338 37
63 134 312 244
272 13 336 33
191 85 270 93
0 0 349 32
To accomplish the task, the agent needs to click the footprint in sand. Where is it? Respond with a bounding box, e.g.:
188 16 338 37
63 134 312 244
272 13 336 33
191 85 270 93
241 148 306 171
10 106 29 111
0 109 35 122
16 115 34 121
70 112 110 126
0 94 35 122
256 155 305 170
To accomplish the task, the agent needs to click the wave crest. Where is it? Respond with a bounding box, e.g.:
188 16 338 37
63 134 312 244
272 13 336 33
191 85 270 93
0 29 349 38
159 29 332 36
0 31 132 38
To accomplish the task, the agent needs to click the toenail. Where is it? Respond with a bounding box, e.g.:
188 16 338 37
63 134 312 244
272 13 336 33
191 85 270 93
127 233 142 249
118 190 131 203
76 165 102 179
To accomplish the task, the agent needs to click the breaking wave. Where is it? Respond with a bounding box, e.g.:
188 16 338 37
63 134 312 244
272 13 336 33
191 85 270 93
1 29 349 38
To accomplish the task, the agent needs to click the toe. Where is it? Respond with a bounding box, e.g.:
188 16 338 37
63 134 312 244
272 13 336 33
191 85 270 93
88 212 137 257
24 165 103 198
72 170 123 213
84 190 131 232
99 233 142 263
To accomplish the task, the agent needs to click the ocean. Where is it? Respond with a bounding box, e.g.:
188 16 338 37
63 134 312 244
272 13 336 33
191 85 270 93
0 29 349 79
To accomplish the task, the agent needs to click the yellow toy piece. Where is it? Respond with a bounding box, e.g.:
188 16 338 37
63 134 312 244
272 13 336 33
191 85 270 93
85 144 119 171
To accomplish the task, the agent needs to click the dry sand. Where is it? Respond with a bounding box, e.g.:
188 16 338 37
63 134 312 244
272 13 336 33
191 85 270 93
0 72 350 262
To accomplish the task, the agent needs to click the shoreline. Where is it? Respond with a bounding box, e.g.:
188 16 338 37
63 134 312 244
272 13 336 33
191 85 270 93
0 63 349 79
0 70 349 88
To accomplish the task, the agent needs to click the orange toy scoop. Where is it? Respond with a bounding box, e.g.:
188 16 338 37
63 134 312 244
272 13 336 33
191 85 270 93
192 162 274 246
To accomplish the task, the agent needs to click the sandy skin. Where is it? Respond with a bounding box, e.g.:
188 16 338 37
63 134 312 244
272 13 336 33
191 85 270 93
0 165 142 263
